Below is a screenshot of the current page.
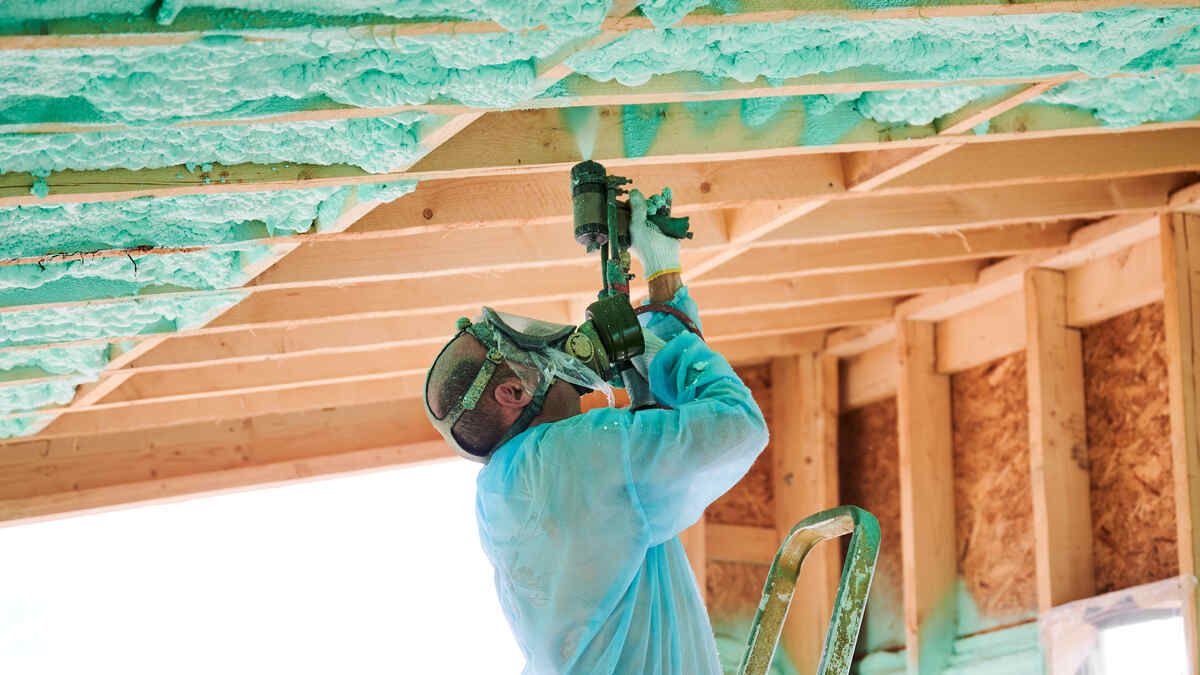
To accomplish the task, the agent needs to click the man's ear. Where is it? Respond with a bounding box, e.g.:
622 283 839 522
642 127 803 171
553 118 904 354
493 378 532 409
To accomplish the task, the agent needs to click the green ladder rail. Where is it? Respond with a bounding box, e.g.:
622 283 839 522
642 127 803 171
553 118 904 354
738 505 881 675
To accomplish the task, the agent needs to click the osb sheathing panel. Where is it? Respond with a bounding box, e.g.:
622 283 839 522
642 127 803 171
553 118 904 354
707 560 769 621
1082 302 1179 593
950 353 1038 625
838 397 904 652
707 560 770 665
708 363 775 528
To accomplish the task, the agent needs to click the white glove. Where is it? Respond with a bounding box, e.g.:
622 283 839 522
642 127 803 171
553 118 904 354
628 189 681 281
631 328 667 383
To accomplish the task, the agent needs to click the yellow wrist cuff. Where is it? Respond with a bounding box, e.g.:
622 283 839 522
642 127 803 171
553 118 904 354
646 267 682 282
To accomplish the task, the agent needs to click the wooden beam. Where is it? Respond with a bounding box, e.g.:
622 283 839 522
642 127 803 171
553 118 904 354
0 258 948 379
761 173 1183 245
704 223 1070 282
896 319 956 674
936 292 1026 374
1024 268 1094 613
13 125 1198 270
3 185 1096 319
841 340 898 410
692 261 981 311
2 370 428 440
772 353 841 675
1066 235 1164 327
707 523 777 565
0 399 447 523
7 114 1198 208
0 325 829 440
703 298 896 341
1160 212 1200 675
8 169 1168 322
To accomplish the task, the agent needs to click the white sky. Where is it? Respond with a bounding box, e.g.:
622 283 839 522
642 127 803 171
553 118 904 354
0 460 524 674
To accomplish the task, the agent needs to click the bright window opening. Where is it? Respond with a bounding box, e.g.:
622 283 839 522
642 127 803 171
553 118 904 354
0 461 523 674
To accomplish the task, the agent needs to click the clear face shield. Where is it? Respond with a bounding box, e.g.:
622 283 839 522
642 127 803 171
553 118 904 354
424 308 614 463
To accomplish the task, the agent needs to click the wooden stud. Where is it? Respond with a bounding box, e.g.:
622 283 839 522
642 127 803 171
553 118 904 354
1161 212 1200 675
706 524 778 565
1024 268 1095 613
896 319 957 674
772 353 840 674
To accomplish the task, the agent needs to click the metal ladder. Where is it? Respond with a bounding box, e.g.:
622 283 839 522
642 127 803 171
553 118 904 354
737 505 881 675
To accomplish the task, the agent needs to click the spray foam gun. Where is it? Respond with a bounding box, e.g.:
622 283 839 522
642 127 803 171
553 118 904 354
564 160 694 410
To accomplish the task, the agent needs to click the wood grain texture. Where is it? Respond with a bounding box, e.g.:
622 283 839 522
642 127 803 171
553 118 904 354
1082 303 1179 593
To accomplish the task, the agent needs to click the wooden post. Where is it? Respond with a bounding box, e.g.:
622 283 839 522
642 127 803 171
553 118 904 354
896 319 957 675
772 353 840 673
1161 212 1200 675
1024 268 1095 612
680 518 707 605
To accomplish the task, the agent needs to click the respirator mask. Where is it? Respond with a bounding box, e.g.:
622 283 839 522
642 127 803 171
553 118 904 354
424 297 648 463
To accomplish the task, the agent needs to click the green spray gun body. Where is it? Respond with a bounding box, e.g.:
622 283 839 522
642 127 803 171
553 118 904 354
567 160 693 408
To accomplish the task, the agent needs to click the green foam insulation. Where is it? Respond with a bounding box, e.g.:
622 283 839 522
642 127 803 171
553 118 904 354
0 345 111 380
569 8 1200 86
1038 69 1200 128
956 577 1037 638
609 68 1198 157
0 30 576 125
854 623 1041 675
0 181 415 437
0 1 614 33
0 245 273 307
0 183 415 259
0 292 245 348
0 292 245 438
0 113 426 175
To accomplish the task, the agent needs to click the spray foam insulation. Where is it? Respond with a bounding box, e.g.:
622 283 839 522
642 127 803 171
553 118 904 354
949 352 1037 634
838 397 903 654
707 363 774 528
1082 302 1178 593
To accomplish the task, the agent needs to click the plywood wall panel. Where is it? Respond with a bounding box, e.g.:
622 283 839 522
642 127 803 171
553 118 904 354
950 353 1038 632
1083 302 1179 592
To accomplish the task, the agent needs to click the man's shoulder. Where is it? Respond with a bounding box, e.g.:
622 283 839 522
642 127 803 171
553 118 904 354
479 407 632 487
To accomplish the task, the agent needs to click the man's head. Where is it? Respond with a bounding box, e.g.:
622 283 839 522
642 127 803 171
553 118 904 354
425 332 583 462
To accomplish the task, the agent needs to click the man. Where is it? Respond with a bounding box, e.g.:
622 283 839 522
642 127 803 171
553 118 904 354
424 192 769 674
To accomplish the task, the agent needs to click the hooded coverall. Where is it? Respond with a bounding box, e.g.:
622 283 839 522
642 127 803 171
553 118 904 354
475 287 770 674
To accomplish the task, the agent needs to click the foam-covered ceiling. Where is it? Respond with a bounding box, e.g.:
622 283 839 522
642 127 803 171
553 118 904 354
0 1 1197 437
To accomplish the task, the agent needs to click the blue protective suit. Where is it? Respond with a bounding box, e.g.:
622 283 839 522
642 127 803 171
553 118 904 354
475 288 769 674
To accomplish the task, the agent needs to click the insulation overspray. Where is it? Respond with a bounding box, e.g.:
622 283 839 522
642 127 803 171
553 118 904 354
0 30 576 125
0 293 245 438
0 113 426 175
0 292 245 348
0 345 111 379
1038 70 1200 128
0 245 273 307
0 183 414 259
569 8 1200 85
0 0 615 33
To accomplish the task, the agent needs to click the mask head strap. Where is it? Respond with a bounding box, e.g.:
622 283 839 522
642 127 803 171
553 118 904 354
426 316 553 461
